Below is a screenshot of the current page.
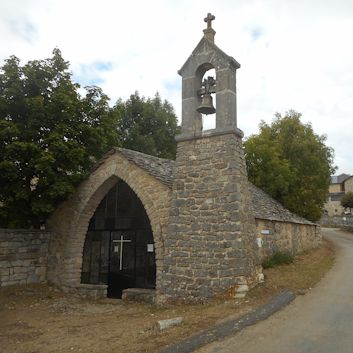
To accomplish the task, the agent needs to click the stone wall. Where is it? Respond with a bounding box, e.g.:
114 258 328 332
0 229 50 287
324 199 344 217
320 214 353 230
344 177 353 192
255 219 320 260
329 184 342 193
161 132 261 302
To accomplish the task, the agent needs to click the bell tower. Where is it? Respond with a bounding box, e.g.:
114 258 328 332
178 12 241 138
160 14 261 302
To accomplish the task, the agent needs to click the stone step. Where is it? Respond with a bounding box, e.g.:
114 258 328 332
121 288 156 304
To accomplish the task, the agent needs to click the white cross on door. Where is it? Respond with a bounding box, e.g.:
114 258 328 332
112 235 132 270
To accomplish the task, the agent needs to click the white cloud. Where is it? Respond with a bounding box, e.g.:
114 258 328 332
0 0 352 174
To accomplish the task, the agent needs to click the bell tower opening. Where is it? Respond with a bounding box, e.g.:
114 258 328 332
81 179 156 298
199 68 216 131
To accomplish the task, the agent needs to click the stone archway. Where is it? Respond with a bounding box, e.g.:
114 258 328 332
81 179 157 297
47 151 172 298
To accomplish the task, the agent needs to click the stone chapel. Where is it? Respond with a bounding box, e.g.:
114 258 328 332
42 14 320 303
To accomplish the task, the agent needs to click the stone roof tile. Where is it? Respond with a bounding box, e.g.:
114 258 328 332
92 148 174 187
116 148 174 186
249 183 313 225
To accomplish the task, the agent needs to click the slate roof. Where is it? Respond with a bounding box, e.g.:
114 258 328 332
117 148 174 187
107 148 314 225
249 184 313 225
91 148 174 187
331 174 351 184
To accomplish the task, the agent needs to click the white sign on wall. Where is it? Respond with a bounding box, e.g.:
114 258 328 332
147 244 154 253
257 237 263 248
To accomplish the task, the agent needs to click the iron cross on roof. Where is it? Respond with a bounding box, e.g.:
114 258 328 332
204 13 215 29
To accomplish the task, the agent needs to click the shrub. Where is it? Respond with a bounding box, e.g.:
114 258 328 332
262 252 294 269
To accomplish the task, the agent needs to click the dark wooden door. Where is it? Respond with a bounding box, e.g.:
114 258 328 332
135 229 156 289
83 179 157 297
108 231 135 298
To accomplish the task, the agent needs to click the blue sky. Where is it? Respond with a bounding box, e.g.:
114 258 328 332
0 0 352 174
73 61 113 86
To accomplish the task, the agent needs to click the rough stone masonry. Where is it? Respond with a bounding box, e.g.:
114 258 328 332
161 133 262 301
0 229 50 287
159 14 262 302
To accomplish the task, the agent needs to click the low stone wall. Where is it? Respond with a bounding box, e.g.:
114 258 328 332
0 229 50 287
255 219 320 260
320 214 353 229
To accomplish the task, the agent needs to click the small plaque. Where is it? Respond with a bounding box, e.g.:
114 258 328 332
147 244 154 253
261 229 270 235
114 245 119 253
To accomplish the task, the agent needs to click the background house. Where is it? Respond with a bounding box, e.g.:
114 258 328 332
324 174 353 216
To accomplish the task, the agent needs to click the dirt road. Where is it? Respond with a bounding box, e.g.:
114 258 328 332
196 228 353 353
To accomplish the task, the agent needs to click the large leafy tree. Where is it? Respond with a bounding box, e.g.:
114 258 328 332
113 92 179 159
0 49 119 228
244 110 336 222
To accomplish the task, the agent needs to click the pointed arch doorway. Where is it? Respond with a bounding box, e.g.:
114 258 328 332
81 179 156 298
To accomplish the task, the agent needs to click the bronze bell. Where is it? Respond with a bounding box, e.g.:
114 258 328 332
197 93 216 115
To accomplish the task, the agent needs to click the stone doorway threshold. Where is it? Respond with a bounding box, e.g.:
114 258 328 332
122 288 156 304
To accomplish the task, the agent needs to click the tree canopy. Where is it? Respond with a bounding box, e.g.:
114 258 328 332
0 50 179 228
0 49 120 228
244 110 336 222
341 191 353 213
112 92 179 159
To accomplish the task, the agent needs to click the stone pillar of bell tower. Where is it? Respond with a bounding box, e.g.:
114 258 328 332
160 14 261 303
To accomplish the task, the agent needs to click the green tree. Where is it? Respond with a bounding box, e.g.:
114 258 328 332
244 110 336 222
0 49 119 228
341 192 353 213
112 92 179 159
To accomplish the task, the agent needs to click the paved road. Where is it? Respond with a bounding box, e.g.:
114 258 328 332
196 228 353 353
